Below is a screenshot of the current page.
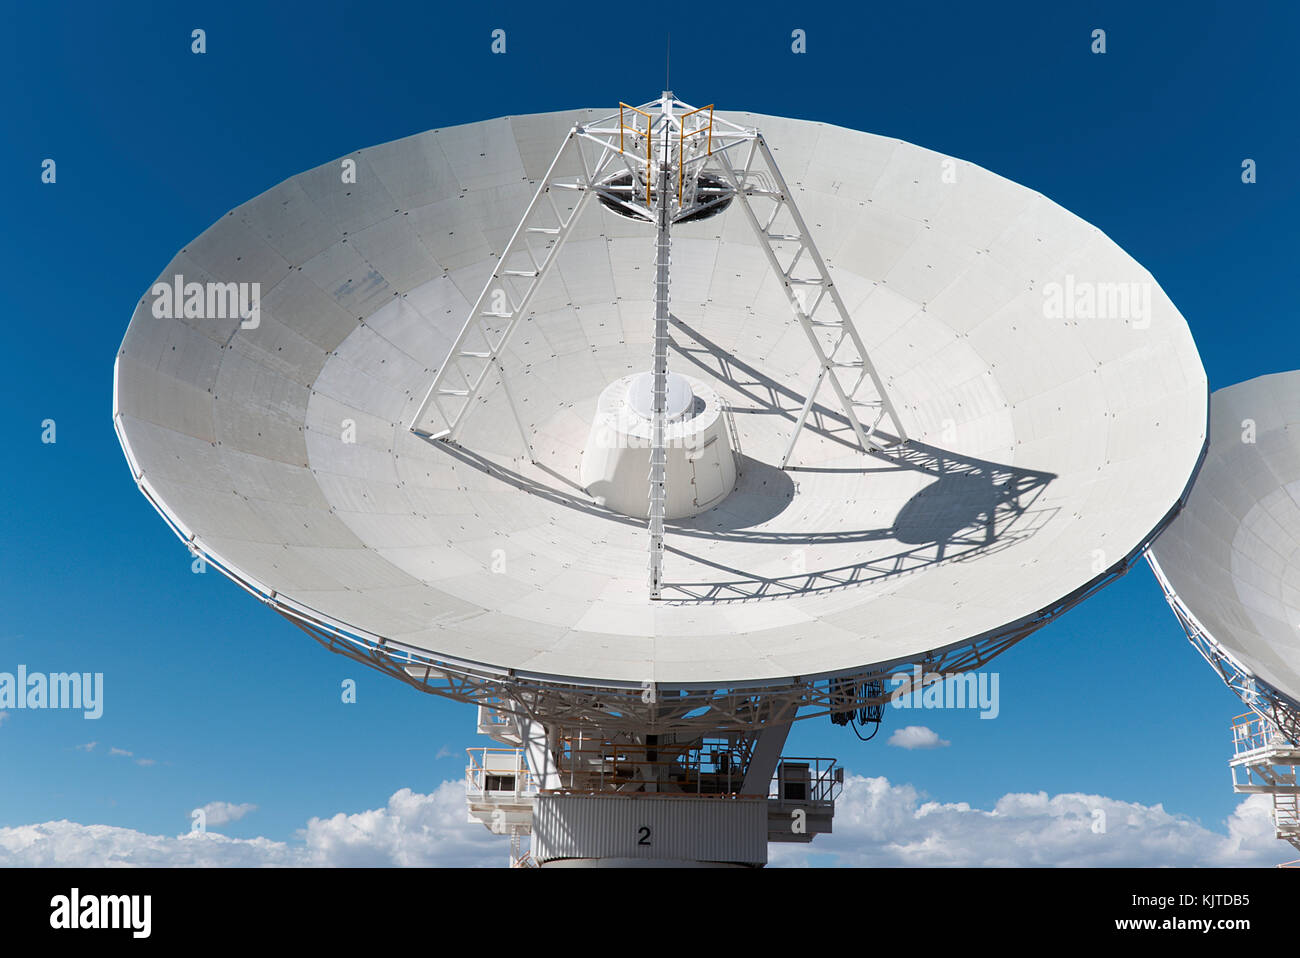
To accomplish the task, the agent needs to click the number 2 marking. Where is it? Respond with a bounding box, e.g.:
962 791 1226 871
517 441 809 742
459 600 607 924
637 825 651 846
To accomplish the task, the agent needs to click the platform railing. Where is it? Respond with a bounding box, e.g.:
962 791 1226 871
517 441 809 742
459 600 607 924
768 756 844 805
465 747 539 801
556 737 753 796
1231 712 1297 758
468 735 845 807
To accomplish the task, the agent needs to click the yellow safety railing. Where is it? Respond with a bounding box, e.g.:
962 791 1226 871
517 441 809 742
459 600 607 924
618 102 655 204
618 101 716 206
1232 712 1271 755
678 104 714 203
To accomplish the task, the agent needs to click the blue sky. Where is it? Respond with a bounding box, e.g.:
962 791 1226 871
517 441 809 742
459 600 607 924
1 1 1297 863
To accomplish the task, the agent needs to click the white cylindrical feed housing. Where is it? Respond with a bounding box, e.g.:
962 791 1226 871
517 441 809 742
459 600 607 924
581 372 737 520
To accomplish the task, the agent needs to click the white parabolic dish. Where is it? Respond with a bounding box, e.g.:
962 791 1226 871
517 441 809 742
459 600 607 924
1150 371 1300 706
114 107 1208 688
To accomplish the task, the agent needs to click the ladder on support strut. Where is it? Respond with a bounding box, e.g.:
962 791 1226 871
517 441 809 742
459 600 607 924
647 127 672 599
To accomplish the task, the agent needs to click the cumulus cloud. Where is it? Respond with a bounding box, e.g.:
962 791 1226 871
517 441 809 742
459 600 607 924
769 775 1290 868
198 802 256 827
0 777 1288 868
0 782 501 867
887 725 951 750
299 785 504 867
0 822 303 868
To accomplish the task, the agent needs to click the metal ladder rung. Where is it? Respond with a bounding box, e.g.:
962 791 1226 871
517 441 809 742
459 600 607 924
438 388 470 397
501 269 540 278
526 227 560 235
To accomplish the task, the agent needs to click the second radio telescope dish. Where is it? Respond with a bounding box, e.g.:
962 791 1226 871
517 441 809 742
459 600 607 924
114 106 1207 689
1149 371 1300 708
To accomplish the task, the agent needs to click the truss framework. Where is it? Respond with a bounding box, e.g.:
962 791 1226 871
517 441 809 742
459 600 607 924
285 599 1026 735
710 135 909 463
406 128 597 446
1146 552 1300 744
407 94 908 468
407 94 913 599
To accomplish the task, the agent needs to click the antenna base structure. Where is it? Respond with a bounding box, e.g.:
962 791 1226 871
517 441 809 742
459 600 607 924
465 698 842 867
1149 551 1300 745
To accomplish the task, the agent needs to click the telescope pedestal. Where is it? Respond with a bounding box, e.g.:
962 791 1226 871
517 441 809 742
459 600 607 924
464 705 841 867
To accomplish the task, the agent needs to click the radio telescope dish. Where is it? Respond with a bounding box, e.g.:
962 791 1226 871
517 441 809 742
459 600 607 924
1149 370 1300 726
115 95 1207 865
1147 371 1300 856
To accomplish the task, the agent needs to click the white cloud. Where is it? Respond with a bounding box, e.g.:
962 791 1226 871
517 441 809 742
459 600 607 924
0 782 501 867
768 775 1291 868
298 785 503 867
435 745 454 760
74 742 96 752
198 802 256 826
105 746 158 766
0 777 1288 868
888 725 950 750
0 822 302 868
